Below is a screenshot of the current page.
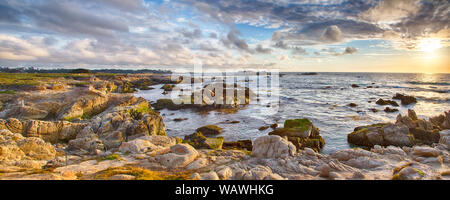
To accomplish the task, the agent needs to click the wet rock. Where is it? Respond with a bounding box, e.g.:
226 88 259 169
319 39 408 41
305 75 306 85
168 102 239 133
183 132 224 150
393 93 417 105
348 103 358 107
196 125 222 136
376 98 399 107
351 84 360 88
258 126 269 131
252 135 296 159
369 108 378 113
269 118 325 151
384 107 399 113
270 123 278 129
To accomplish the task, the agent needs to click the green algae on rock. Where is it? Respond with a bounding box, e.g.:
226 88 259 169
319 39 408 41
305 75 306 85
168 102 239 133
183 132 224 150
196 125 223 136
269 118 325 152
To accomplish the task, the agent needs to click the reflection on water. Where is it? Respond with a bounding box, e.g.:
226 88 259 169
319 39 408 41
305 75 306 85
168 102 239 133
136 73 450 154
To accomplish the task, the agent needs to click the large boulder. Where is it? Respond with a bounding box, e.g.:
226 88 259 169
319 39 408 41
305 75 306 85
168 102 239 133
183 132 224 150
269 118 325 151
393 93 417 105
348 110 443 148
195 125 222 136
155 144 199 168
252 135 296 159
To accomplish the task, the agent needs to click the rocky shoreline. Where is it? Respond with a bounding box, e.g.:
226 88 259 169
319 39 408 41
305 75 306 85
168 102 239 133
0 73 449 180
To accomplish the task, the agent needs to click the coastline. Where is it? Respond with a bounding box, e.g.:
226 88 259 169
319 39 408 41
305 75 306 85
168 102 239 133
0 72 448 180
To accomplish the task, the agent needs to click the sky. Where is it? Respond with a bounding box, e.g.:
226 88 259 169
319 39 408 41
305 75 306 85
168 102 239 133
0 0 448 73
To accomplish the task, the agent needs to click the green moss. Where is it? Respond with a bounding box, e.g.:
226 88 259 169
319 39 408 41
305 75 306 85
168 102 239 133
101 154 122 161
184 132 224 149
0 90 16 94
128 102 155 120
94 166 192 180
63 115 82 122
284 118 312 131
414 168 425 177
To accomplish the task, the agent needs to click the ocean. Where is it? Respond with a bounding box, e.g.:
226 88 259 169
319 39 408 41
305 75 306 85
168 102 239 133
136 72 450 154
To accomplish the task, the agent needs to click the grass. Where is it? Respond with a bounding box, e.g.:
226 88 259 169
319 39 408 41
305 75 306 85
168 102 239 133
0 90 16 94
94 166 193 180
100 154 122 161
0 73 115 87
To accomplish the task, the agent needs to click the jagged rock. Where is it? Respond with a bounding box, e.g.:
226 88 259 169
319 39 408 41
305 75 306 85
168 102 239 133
216 166 233 180
376 99 399 107
393 93 417 105
252 135 296 158
109 174 136 180
348 110 444 147
0 129 56 169
155 144 199 168
440 130 450 148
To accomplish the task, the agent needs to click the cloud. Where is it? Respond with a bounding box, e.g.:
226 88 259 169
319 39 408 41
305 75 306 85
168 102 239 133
292 46 307 55
0 34 50 61
255 44 272 54
222 30 250 52
360 0 420 22
321 25 342 42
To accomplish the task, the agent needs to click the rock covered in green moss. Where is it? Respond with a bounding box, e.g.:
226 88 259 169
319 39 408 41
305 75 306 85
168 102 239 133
183 132 224 149
269 118 325 152
348 110 442 148
196 125 223 136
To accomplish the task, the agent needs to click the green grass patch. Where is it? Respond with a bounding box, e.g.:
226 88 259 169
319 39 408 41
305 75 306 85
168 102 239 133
0 90 16 94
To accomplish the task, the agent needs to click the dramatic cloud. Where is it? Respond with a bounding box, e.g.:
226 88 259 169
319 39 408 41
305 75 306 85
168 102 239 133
321 25 342 42
0 0 447 71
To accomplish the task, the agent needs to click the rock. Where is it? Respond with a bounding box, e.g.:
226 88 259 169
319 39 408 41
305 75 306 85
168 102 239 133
304 147 316 156
195 125 223 136
269 118 325 151
222 140 252 151
200 171 220 180
393 93 417 105
258 126 269 131
109 174 136 180
412 146 440 157
252 135 296 158
119 139 156 154
383 124 414 146
376 99 399 107
217 167 233 180
440 130 450 148
16 137 56 160
155 144 199 168
190 173 201 180
185 158 208 170
270 123 278 129
369 108 378 113
348 103 358 107
351 84 360 88
394 167 424 180
183 132 224 149
384 107 399 113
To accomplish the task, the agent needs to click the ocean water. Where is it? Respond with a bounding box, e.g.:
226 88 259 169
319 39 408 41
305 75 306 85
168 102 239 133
136 73 450 154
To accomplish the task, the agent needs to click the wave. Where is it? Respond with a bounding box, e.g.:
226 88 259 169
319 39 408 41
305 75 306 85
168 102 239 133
407 81 450 86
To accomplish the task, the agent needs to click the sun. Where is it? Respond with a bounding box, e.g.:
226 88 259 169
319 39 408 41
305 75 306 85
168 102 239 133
417 38 442 52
